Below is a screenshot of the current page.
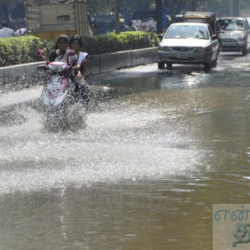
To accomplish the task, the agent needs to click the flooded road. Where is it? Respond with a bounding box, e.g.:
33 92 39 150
0 53 250 250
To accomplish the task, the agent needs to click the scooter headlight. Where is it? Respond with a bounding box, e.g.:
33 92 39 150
49 62 67 72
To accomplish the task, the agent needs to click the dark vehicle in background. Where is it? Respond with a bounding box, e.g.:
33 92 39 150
131 8 170 31
216 17 250 55
158 12 220 70
171 14 184 24
183 12 218 35
92 14 131 35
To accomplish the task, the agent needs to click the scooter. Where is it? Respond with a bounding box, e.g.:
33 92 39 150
37 49 89 129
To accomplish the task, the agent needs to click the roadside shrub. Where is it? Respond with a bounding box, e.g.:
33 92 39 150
38 31 159 56
0 31 159 67
83 31 159 55
40 39 56 58
0 36 41 67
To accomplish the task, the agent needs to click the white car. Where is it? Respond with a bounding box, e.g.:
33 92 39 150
158 22 220 70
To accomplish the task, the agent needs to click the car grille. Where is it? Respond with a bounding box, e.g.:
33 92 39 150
170 47 195 52
169 57 197 61
221 38 236 42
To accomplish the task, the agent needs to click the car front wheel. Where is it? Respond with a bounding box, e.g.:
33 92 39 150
242 44 248 56
158 62 165 69
204 61 212 70
212 52 219 68
166 63 172 69
212 58 217 68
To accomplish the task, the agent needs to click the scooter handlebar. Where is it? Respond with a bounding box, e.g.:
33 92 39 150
37 64 49 70
37 64 73 73
65 65 72 71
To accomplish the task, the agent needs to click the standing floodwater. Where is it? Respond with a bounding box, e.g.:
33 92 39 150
0 54 250 250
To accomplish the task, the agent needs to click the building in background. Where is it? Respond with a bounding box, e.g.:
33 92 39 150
0 0 92 39
25 0 92 39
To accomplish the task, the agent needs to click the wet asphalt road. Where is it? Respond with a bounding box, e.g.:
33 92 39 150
1 50 250 250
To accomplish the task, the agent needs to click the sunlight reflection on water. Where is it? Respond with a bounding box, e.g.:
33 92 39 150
0 97 203 194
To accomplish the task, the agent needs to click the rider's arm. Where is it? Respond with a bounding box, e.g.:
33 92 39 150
72 63 80 75
80 55 88 76
69 55 80 74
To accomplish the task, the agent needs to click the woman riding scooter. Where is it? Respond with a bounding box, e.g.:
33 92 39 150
49 34 89 102
69 34 89 97
49 34 78 66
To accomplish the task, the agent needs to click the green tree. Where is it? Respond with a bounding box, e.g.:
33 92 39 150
86 0 250 17
86 0 115 15
86 0 156 15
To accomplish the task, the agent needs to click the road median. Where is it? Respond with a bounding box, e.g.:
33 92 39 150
0 47 157 94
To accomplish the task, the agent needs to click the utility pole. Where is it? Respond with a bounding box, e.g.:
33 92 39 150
229 0 234 16
115 0 120 34
156 0 162 34
192 0 196 11
236 0 240 16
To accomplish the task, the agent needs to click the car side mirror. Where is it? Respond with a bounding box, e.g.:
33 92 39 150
211 34 218 40
158 34 163 40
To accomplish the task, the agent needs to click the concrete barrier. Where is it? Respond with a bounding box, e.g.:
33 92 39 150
0 62 45 93
88 55 101 75
0 47 157 93
116 51 132 69
100 53 117 73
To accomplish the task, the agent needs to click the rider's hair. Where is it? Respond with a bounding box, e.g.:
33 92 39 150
55 34 69 49
69 34 84 48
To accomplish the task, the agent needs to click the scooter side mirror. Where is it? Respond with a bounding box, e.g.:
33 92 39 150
68 49 75 56
37 49 45 56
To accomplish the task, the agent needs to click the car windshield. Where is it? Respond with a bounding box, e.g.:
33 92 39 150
164 25 210 39
217 19 245 31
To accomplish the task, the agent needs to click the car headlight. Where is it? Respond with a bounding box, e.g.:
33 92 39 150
237 37 245 42
196 47 203 52
196 47 211 52
158 44 170 51
203 46 212 52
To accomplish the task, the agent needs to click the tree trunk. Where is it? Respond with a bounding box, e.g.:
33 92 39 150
156 0 162 34
115 0 120 34
192 0 196 11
